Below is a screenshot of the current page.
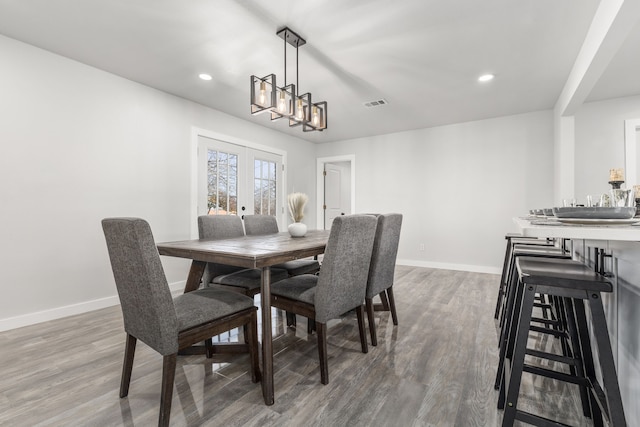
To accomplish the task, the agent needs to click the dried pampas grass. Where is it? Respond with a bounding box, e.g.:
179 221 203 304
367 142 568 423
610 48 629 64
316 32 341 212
287 192 308 222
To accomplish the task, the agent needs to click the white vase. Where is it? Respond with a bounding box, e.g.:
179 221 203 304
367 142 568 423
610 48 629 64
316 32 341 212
288 222 307 237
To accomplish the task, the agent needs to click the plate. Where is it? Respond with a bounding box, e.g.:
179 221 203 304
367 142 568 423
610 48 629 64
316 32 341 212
556 218 640 225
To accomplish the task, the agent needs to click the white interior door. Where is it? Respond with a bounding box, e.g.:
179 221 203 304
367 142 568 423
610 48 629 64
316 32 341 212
198 136 283 224
324 163 343 229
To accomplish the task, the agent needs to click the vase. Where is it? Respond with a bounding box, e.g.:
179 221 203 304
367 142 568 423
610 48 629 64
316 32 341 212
288 222 307 237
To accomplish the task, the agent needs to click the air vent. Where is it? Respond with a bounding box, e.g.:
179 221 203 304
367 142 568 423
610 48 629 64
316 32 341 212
363 99 388 108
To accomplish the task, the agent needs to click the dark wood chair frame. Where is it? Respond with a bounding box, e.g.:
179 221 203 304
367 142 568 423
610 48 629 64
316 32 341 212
120 308 261 427
271 294 368 384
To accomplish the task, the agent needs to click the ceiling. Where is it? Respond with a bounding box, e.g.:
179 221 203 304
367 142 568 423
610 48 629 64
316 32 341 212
1 0 638 143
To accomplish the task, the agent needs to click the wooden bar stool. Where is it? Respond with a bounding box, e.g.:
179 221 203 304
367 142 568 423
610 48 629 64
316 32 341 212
497 257 627 427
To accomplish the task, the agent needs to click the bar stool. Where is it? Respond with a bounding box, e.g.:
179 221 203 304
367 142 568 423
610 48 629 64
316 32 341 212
495 243 570 330
494 256 581 391
494 234 558 320
497 257 626 426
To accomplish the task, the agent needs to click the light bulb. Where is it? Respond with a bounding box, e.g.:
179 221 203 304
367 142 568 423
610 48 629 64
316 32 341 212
296 99 304 120
312 106 319 126
278 91 287 113
258 81 266 105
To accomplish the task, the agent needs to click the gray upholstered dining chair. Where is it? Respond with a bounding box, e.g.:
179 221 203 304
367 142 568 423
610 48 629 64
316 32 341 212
102 218 260 427
270 214 377 384
365 213 403 346
243 214 320 276
197 214 288 297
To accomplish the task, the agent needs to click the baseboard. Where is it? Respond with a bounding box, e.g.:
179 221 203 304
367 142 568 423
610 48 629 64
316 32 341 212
0 262 497 333
396 258 501 275
0 281 186 332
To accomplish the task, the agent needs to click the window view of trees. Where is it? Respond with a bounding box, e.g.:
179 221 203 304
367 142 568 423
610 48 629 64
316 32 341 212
207 150 238 215
254 159 277 215
206 149 278 216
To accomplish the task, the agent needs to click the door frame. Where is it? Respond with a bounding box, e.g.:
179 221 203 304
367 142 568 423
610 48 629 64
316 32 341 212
191 127 288 238
316 154 356 230
624 118 640 187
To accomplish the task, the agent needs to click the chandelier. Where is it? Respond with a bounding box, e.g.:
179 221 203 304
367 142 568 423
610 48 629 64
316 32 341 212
250 27 327 132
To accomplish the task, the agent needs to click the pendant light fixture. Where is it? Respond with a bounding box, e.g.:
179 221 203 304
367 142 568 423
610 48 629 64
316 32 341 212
250 27 327 132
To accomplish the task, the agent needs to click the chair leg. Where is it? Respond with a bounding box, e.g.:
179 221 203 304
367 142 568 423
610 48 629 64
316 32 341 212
365 297 377 346
356 305 368 354
159 354 177 427
587 294 627 426
386 286 398 326
247 311 261 383
286 311 297 327
500 284 536 426
379 291 390 310
204 338 213 359
494 239 513 319
120 334 137 398
307 318 316 334
316 322 329 384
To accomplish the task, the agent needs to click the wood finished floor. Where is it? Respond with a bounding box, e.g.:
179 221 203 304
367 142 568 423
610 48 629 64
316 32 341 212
0 266 593 426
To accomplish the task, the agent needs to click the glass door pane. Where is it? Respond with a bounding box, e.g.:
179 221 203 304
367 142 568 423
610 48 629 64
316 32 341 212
206 149 238 215
253 158 278 215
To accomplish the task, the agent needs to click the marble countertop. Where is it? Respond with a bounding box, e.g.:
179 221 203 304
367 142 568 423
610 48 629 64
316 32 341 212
513 216 640 241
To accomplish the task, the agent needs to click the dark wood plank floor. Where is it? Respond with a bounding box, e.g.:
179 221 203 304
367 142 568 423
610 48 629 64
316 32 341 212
0 266 593 426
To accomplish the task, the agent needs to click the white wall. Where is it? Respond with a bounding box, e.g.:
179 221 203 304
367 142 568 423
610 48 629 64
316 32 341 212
315 110 555 273
0 35 316 330
574 95 640 199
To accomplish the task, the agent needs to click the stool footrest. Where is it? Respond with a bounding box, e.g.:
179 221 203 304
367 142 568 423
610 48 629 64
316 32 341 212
515 410 573 427
530 316 559 327
529 325 565 338
523 365 587 386
525 348 577 366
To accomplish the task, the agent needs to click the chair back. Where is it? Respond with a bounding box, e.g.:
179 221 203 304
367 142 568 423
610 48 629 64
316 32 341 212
315 215 377 323
243 214 279 236
197 215 246 283
198 214 245 240
102 218 178 355
366 213 403 298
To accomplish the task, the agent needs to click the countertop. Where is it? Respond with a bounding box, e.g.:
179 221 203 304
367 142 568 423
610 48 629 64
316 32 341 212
513 216 640 241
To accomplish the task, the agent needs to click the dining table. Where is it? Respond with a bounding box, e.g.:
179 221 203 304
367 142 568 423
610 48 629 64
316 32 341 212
156 229 331 405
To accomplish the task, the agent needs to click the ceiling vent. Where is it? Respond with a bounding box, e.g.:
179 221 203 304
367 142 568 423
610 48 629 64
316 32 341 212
363 99 388 108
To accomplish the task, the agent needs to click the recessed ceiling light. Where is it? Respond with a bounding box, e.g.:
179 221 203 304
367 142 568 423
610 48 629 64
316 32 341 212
478 74 495 82
199 73 212 81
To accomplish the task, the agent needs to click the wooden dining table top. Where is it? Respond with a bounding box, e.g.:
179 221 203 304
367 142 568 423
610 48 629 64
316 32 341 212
157 229 330 268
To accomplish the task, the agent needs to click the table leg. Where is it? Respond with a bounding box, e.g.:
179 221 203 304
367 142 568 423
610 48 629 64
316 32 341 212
184 260 206 293
260 266 274 405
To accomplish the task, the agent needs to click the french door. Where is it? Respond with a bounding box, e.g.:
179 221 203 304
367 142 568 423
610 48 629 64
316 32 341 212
197 135 283 222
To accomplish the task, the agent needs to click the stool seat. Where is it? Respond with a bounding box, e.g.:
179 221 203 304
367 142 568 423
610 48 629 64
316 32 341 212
518 258 612 292
512 245 565 255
